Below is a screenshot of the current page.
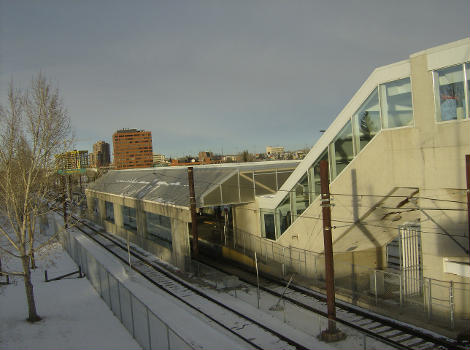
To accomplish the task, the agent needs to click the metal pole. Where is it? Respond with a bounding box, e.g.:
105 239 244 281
319 159 340 338
68 174 72 207
399 272 403 306
427 278 432 320
127 232 132 268
466 155 470 238
255 252 260 309
63 177 68 229
449 281 455 329
374 270 378 305
188 167 199 257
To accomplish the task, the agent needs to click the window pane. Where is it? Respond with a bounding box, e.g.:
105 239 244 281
123 206 137 230
277 196 291 235
332 119 354 179
263 213 275 240
380 78 413 128
436 65 466 121
467 63 470 119
354 88 380 152
146 212 172 246
312 149 328 198
105 201 114 223
93 198 99 218
294 173 309 216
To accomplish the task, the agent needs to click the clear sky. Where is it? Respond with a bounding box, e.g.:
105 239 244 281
1 0 468 158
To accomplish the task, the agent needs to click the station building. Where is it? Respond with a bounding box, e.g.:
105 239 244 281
86 38 470 333
85 161 300 269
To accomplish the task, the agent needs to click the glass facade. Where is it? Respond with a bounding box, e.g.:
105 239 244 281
146 212 172 247
467 63 470 115
353 88 381 154
277 196 291 235
312 149 328 198
263 211 276 240
331 120 354 180
380 78 413 128
293 174 309 218
434 64 467 121
105 201 114 223
261 76 415 240
123 206 137 231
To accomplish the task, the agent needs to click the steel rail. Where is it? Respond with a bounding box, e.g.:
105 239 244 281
195 252 467 350
66 214 310 350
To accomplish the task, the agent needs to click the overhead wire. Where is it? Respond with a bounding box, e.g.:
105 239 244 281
83 168 470 238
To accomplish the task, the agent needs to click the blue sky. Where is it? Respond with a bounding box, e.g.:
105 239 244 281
1 0 468 157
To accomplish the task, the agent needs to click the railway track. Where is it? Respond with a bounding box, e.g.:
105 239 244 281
61 210 468 350
194 252 468 350
65 214 317 350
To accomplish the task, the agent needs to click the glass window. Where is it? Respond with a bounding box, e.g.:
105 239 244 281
331 119 354 180
312 149 328 198
93 198 99 218
123 206 137 231
380 78 413 128
466 63 470 118
263 212 275 240
435 65 466 121
105 201 114 223
146 212 172 247
293 173 309 217
277 196 291 236
353 88 381 153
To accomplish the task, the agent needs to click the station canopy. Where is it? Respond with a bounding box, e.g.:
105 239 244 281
87 161 300 208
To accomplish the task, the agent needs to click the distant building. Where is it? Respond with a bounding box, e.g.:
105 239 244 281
198 151 213 164
153 154 167 165
113 129 153 170
266 146 284 156
91 140 110 168
222 155 238 163
55 150 89 170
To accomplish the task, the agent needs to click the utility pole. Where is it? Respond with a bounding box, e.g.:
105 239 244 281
188 167 198 257
319 160 345 342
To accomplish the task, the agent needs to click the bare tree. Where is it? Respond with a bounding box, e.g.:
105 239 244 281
238 149 254 162
0 74 72 322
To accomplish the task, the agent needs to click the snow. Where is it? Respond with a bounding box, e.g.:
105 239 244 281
0 241 141 349
0 213 406 350
67 226 252 350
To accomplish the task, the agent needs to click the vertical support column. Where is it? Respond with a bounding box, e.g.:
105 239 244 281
135 202 146 246
466 155 470 237
86 195 95 220
114 202 124 236
449 281 455 329
188 167 198 257
319 160 345 341
427 278 432 320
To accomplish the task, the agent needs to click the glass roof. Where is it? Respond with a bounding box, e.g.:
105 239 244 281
87 161 299 208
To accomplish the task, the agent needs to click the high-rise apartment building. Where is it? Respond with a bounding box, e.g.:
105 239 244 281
113 129 153 169
92 140 111 168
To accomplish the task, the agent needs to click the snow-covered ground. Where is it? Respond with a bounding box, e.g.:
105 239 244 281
0 213 399 350
0 240 141 349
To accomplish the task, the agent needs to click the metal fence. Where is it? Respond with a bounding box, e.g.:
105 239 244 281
230 228 469 333
60 227 195 350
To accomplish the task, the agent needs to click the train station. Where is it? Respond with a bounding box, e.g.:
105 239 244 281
85 38 470 334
